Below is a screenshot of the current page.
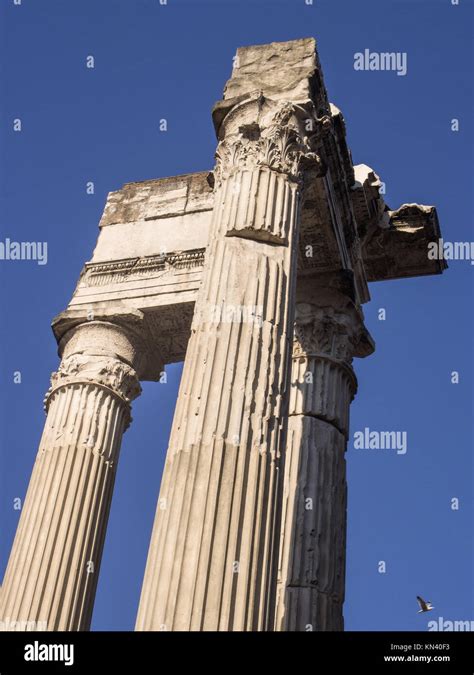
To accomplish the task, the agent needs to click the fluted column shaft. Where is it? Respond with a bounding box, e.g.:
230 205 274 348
137 99 321 631
0 321 142 631
275 294 373 631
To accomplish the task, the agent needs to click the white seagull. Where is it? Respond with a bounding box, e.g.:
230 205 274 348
417 596 434 613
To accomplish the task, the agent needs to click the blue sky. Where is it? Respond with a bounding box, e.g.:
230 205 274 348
0 0 472 631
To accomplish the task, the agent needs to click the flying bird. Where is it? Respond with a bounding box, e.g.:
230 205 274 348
417 596 434 613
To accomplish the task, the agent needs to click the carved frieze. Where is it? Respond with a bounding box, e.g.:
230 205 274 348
80 249 205 288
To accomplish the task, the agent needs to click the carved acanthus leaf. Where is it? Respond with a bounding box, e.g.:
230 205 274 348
45 354 141 406
214 103 322 186
293 304 363 364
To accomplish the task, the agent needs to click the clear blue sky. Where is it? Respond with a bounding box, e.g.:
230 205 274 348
0 0 472 631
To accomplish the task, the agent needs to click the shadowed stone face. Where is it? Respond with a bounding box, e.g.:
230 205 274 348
223 38 322 103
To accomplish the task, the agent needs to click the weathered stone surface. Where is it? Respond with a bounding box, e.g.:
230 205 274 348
0 36 445 633
0 321 143 631
135 95 321 631
52 306 163 380
275 290 373 631
218 37 325 113
289 296 371 437
99 172 213 228
276 417 347 631
352 165 446 281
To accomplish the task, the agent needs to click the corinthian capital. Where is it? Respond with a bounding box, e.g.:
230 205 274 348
45 354 141 410
213 98 325 187
293 293 374 364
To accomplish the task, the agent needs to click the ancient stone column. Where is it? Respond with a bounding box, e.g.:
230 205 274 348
274 287 373 631
136 97 322 631
0 317 143 631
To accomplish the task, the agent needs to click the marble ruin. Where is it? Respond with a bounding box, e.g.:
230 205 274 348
0 38 445 631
